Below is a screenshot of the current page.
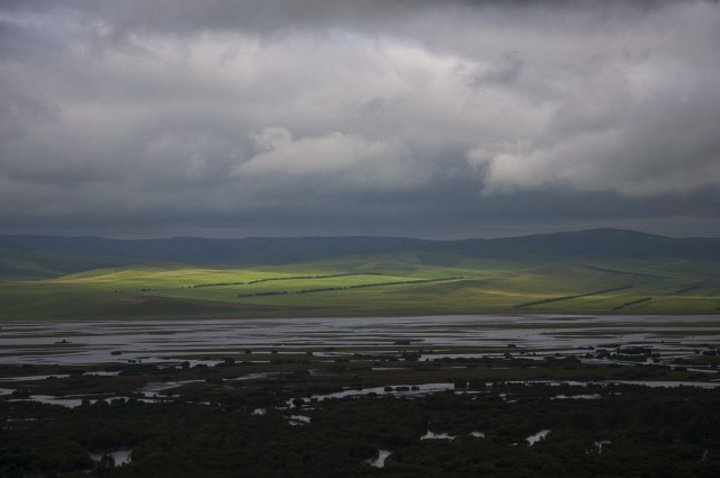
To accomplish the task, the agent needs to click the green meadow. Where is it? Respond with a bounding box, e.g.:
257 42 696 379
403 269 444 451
1 252 718 319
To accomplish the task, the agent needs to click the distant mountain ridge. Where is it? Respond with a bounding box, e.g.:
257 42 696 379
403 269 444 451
442 228 720 261
1 228 718 279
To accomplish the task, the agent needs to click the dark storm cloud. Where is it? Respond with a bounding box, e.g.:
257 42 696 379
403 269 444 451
1 0 719 238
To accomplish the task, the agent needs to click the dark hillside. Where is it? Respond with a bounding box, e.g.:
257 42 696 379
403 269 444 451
1 229 718 279
442 228 720 261
0 236 428 278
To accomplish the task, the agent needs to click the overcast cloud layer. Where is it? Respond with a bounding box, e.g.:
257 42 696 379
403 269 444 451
1 0 719 238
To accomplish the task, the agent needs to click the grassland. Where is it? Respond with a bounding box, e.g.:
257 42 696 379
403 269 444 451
1 251 718 319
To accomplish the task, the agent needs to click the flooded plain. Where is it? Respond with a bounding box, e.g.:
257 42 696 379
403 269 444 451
2 315 717 477
1 314 718 366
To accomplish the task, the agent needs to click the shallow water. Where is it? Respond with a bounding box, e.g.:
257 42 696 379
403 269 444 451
89 449 132 467
139 380 204 398
289 382 458 405
507 379 720 389
593 440 612 455
421 430 455 440
552 394 602 400
287 415 311 426
367 450 392 468
1 315 717 366
0 374 70 382
526 429 551 445
10 395 92 408
9 395 158 408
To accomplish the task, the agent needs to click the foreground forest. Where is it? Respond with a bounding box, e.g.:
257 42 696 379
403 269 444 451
2 352 720 477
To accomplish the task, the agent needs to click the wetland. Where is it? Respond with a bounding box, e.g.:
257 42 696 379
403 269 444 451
1 314 719 477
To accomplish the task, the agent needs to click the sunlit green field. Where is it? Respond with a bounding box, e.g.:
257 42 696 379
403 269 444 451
1 253 719 319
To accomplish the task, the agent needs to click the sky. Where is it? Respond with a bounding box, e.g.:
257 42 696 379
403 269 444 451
1 0 719 239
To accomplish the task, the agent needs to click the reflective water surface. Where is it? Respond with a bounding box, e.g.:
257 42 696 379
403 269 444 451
1 314 718 365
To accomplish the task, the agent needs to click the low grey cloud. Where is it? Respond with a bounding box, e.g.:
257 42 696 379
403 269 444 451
1 1 719 238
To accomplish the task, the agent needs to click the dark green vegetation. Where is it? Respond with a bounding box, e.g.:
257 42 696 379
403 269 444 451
2 313 719 477
2 351 720 477
1 229 719 318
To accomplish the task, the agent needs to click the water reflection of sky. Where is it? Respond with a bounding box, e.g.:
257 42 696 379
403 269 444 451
0 315 718 365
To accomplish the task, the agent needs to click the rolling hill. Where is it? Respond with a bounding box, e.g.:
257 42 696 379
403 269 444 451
0 229 718 318
1 228 719 279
